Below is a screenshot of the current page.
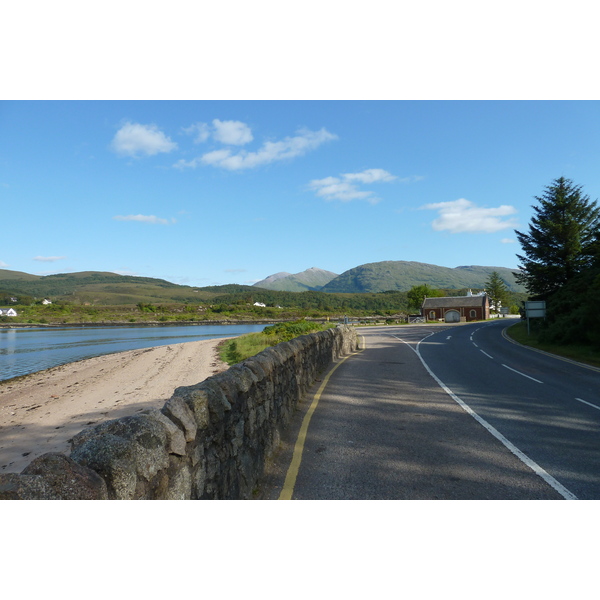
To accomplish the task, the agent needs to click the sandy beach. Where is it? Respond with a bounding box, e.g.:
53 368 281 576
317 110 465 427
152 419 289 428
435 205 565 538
0 338 229 474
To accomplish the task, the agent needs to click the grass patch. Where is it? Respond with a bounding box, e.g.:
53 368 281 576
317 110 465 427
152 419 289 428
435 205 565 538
506 321 600 368
219 320 337 365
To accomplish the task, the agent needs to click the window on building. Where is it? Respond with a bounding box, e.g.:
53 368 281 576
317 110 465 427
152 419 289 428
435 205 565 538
429 311 436 320
470 310 477 318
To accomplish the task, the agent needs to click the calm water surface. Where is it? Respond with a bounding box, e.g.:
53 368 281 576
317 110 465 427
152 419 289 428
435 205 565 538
0 323 269 382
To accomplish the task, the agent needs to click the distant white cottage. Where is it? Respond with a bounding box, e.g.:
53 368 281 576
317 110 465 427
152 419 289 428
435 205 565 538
0 308 18 317
253 302 266 307
42 299 52 305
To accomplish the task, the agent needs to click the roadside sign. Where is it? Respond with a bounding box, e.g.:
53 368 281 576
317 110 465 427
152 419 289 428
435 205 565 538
525 301 546 310
524 300 546 335
525 300 546 318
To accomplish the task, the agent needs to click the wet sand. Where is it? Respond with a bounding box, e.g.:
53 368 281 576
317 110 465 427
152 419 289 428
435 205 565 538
0 338 229 474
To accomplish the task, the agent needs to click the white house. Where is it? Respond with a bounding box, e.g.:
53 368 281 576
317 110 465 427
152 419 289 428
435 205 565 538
42 299 52 305
0 308 18 317
253 302 266 307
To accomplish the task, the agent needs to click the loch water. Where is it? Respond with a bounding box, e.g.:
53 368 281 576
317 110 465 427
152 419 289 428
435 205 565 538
0 323 269 382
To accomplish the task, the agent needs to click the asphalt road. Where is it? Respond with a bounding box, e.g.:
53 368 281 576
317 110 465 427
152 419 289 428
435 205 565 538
417 319 600 500
261 321 600 500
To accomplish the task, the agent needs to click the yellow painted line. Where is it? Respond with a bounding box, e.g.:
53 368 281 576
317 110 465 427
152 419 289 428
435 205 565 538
278 336 365 500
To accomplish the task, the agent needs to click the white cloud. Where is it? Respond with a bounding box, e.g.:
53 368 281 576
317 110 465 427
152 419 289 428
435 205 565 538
181 122 211 144
200 148 236 168
501 238 516 243
0 260 8 267
33 256 67 262
181 119 252 145
212 119 253 145
173 157 202 169
341 168 397 184
309 168 397 203
111 122 177 157
397 175 425 184
113 214 174 225
178 127 337 171
309 176 374 202
421 198 518 233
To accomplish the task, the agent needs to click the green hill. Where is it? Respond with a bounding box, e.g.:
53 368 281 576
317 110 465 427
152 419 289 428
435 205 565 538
0 269 41 281
320 261 524 293
0 270 208 305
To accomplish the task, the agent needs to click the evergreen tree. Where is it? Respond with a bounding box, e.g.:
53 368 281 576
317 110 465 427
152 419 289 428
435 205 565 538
484 271 509 311
514 177 600 298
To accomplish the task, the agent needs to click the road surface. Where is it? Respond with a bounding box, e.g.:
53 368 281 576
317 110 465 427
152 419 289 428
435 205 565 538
260 322 599 500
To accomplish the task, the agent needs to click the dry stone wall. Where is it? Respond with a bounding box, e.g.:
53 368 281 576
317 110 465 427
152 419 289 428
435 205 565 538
0 326 357 500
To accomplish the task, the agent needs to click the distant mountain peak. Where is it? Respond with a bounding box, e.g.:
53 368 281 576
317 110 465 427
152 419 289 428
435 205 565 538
253 267 339 292
258 271 292 285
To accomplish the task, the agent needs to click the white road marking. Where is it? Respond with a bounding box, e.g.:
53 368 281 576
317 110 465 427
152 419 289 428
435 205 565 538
502 364 543 384
480 350 494 359
575 397 600 411
389 331 577 500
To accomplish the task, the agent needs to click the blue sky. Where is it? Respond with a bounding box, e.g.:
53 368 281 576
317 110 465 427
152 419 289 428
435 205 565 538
2 3 599 289
3 100 600 287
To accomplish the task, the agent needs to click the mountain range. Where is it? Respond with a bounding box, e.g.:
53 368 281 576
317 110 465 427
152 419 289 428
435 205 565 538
0 260 524 305
254 261 524 293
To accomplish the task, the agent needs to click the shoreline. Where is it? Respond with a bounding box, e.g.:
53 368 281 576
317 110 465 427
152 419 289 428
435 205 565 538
0 319 283 329
0 337 230 474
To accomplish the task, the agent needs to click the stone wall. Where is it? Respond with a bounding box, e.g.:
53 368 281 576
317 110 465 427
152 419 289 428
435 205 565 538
0 326 357 500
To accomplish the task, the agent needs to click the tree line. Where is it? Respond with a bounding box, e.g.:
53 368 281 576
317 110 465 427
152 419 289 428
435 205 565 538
514 176 600 346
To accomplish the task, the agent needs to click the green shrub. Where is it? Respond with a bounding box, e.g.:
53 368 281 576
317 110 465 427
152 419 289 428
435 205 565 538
223 341 242 364
262 319 332 342
220 321 336 365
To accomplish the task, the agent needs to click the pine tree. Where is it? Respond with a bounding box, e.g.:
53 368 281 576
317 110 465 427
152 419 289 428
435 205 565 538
514 177 600 298
484 271 509 312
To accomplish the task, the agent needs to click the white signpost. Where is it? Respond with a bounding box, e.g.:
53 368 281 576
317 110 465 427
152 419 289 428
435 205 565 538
524 300 546 335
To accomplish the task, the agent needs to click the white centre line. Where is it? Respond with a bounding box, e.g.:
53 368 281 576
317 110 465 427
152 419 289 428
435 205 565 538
575 397 600 411
502 364 543 384
480 350 494 359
